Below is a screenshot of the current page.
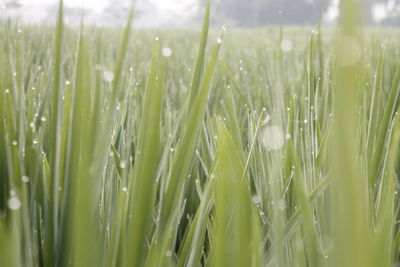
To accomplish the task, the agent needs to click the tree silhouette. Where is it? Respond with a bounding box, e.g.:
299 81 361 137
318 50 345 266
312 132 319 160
203 0 400 26
209 0 328 26
4 0 22 9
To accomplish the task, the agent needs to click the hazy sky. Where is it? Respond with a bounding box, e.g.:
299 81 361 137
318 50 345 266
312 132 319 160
17 0 196 11
20 0 107 13
1 0 397 26
1 0 199 26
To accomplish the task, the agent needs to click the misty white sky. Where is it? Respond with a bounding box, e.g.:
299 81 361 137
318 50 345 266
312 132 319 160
18 0 196 12
1 0 199 26
1 0 397 26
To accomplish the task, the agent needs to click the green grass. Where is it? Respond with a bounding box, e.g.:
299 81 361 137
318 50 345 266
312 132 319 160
1 0 400 266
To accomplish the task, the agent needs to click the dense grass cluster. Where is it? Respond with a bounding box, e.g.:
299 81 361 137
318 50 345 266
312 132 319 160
1 0 400 266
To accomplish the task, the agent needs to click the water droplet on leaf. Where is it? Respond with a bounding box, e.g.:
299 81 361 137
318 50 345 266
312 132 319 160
162 47 172 57
261 126 285 151
281 39 293 52
8 196 21 210
104 71 114 82
22 176 30 183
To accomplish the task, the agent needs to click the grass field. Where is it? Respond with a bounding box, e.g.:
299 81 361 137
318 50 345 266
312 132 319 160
1 0 400 266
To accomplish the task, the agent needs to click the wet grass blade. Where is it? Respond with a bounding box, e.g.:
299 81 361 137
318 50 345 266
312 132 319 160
213 121 262 267
125 39 164 267
189 0 210 104
48 1 64 264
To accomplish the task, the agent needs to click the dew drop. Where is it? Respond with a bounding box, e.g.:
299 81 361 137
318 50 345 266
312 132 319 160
122 186 128 192
8 196 21 210
5 89 10 94
120 160 127 169
261 126 285 151
41 117 46 122
252 195 261 204
12 140 18 146
216 37 223 44
22 176 30 183
280 39 293 52
103 71 114 82
162 47 172 57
